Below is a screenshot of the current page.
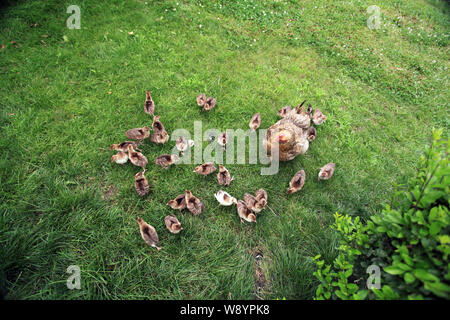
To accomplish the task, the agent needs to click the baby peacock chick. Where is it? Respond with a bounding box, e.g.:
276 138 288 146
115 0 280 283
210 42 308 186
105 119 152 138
167 193 187 211
185 190 205 215
278 106 292 118
111 151 128 165
150 115 169 144
237 200 256 223
217 132 228 149
175 136 194 155
152 115 165 133
193 162 217 176
214 190 237 206
127 145 148 169
144 90 155 115
312 109 327 125
318 163 335 180
197 93 207 107
203 97 216 111
110 141 140 152
150 131 169 144
155 154 179 168
134 171 149 197
305 126 317 142
244 193 258 211
137 217 161 251
125 126 151 142
217 165 233 186
255 189 268 208
287 169 306 194
249 113 261 131
164 215 183 234
244 192 266 214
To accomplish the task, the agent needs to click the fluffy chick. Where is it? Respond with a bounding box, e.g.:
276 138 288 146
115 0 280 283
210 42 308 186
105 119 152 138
125 126 151 141
193 162 217 176
150 131 169 144
217 132 228 149
237 200 256 223
152 115 166 133
185 190 205 215
127 145 148 169
312 109 327 125
144 90 155 115
318 163 335 180
134 171 149 197
217 165 233 186
249 113 261 130
175 136 194 153
196 93 207 107
164 215 183 234
155 154 179 168
137 217 161 251
287 169 306 194
214 190 237 206
150 115 169 144
111 151 128 164
203 97 216 111
255 189 268 208
244 192 266 214
167 193 187 211
305 126 317 142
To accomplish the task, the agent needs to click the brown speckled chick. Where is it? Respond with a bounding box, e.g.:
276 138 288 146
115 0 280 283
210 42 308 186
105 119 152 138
127 145 148 169
185 190 205 215
167 193 187 211
125 126 151 142
237 200 256 223
255 189 268 209
305 126 317 142
165 215 183 234
318 163 335 180
203 97 216 111
155 154 179 168
144 90 155 115
249 113 261 130
217 165 233 186
137 217 161 251
150 115 169 144
111 151 128 165
175 136 194 154
287 169 306 194
196 93 207 107
134 171 149 197
193 162 217 176
217 132 228 149
312 109 327 125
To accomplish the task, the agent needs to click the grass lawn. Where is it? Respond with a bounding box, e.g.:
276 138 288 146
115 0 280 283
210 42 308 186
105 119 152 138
0 0 448 299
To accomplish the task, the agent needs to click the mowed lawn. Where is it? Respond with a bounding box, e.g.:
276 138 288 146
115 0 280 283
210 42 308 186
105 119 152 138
0 0 448 299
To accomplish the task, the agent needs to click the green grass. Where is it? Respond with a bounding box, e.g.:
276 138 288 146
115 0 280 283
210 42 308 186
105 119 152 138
0 0 448 299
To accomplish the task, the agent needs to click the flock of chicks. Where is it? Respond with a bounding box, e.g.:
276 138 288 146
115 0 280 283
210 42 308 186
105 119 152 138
109 92 335 251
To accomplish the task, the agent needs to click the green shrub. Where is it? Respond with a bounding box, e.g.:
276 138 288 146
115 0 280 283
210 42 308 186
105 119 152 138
313 129 449 300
